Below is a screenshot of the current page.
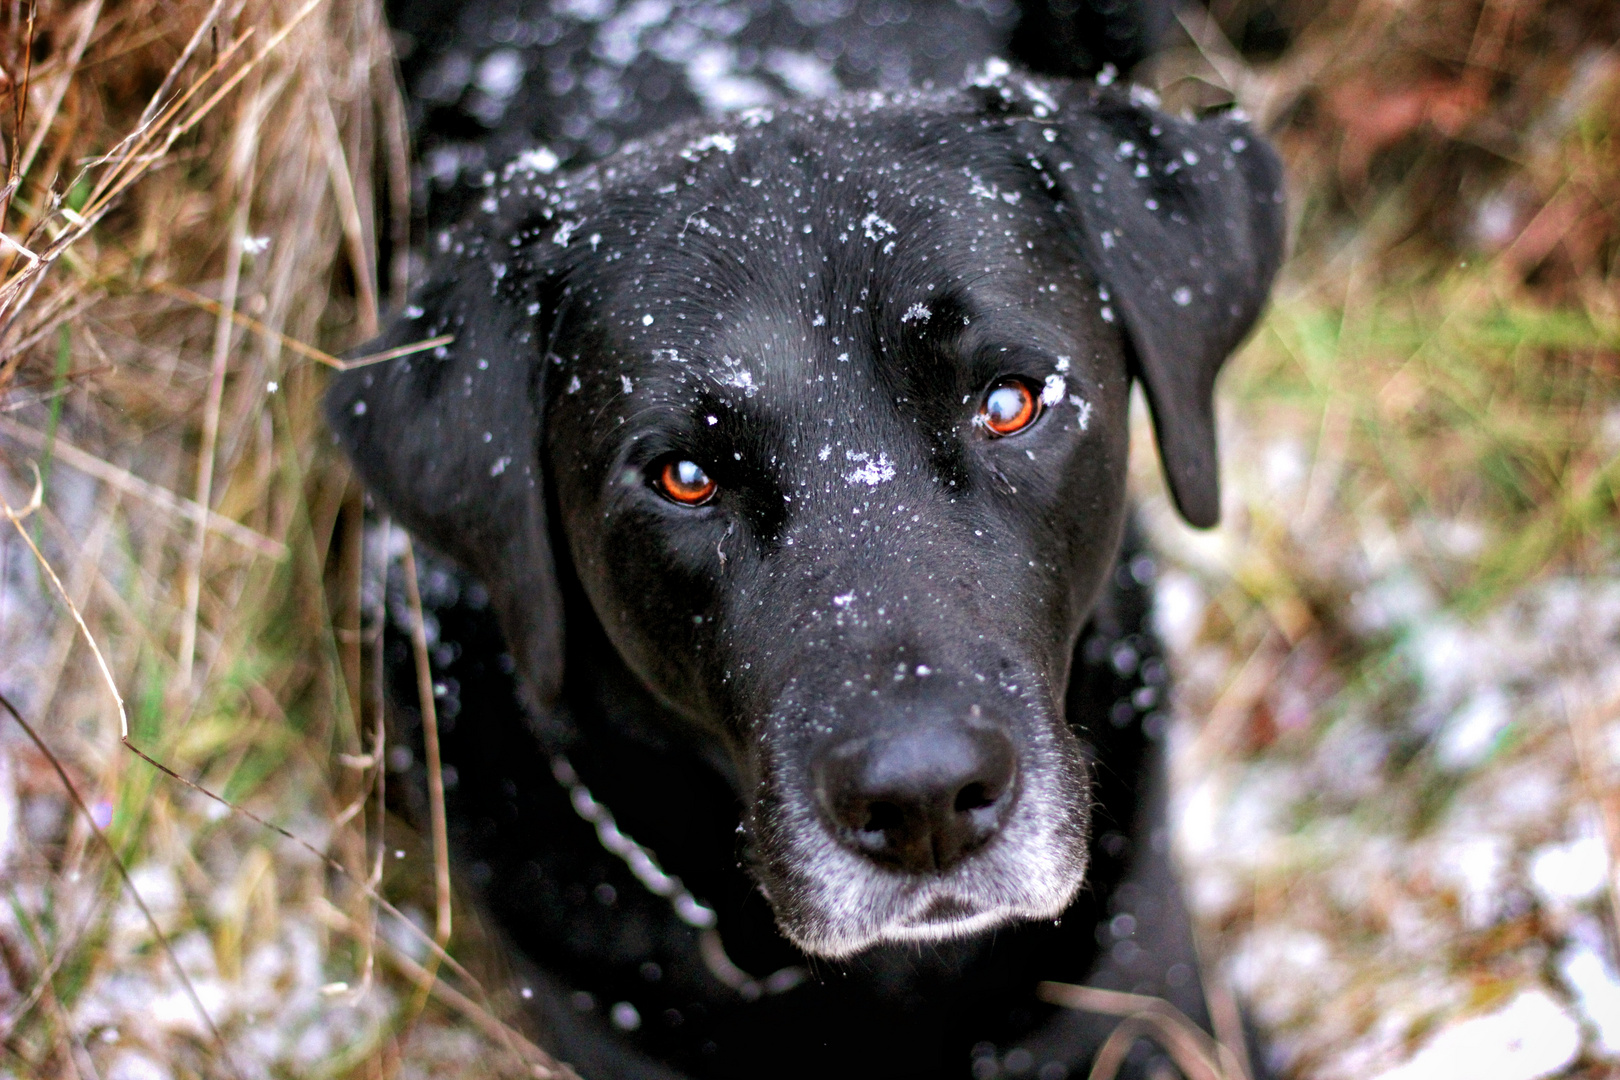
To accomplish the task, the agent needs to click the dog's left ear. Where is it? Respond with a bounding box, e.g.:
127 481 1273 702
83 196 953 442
326 211 570 719
1009 81 1287 527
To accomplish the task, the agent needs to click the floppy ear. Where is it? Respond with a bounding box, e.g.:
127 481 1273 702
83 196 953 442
1015 81 1286 527
326 215 568 716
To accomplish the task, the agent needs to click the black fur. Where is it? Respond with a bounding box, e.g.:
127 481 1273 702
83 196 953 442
333 3 1284 1076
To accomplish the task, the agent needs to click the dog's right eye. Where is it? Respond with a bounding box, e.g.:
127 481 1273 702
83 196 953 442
979 378 1041 437
653 458 718 506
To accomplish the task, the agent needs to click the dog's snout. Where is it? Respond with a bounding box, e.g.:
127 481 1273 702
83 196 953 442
814 720 1017 874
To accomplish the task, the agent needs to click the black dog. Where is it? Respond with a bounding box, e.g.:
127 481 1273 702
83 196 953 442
331 2 1284 1075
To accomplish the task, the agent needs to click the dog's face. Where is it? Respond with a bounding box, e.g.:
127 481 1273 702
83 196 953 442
329 74 1284 957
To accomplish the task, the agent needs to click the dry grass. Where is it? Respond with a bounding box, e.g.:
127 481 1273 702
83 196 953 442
0 2 563 1077
1141 4 1620 1077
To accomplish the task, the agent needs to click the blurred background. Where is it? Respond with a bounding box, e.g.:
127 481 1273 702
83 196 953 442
0 0 1616 1076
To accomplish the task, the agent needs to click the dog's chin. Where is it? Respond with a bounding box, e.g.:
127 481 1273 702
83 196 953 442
758 792 1092 959
774 858 1088 959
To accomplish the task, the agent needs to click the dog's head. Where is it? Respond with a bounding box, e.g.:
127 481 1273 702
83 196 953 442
329 73 1284 958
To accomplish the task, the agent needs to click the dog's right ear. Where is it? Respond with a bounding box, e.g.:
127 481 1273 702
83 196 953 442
326 215 567 713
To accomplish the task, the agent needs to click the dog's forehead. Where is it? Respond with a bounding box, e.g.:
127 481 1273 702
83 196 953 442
561 109 1097 416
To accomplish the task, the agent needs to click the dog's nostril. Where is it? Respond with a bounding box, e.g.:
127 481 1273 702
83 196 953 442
864 801 905 834
953 782 995 814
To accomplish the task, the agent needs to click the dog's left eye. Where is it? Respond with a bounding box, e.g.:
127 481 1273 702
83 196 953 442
979 378 1041 437
653 458 718 506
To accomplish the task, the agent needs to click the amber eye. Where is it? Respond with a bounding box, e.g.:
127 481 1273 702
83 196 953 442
655 459 717 505
980 379 1040 437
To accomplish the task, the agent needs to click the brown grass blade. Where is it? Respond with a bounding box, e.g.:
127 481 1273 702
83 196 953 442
1038 981 1248 1080
400 534 454 1019
314 897 580 1080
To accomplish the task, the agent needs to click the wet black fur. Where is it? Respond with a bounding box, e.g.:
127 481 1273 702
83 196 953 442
331 2 1284 1077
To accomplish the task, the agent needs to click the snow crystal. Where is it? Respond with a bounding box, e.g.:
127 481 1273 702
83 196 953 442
718 355 757 397
969 57 1011 88
554 219 582 246
966 171 998 201
832 592 855 607
1172 286 1194 307
861 212 896 241
620 375 634 394
900 302 930 324
641 313 654 325
1069 395 1092 431
513 146 560 174
844 451 895 487
1371 990 1580 1080
680 132 739 161
242 235 270 255
1041 374 1065 407
1019 79 1057 116
489 456 512 477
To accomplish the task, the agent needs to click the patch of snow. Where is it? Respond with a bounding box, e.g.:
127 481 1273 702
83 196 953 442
1153 571 1205 654
1371 990 1580 1080
1435 688 1511 771
1530 835 1609 906
1560 936 1620 1055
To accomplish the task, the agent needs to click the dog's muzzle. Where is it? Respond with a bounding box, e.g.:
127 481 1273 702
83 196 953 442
756 694 1092 958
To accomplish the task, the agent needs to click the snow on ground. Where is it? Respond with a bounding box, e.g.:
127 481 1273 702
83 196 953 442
1142 384 1620 1080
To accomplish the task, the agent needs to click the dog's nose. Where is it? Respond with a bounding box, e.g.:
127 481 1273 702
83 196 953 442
814 721 1017 873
